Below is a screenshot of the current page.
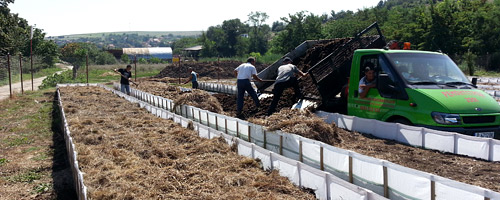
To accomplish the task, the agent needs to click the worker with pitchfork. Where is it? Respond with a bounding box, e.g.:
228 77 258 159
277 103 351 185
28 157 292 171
183 67 199 89
267 57 307 116
234 57 263 118
114 65 133 95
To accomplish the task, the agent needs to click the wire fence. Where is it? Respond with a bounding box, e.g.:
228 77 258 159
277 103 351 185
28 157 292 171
0 54 45 97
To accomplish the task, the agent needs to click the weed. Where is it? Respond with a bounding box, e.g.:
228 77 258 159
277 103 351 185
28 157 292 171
5 136 33 146
0 158 8 166
22 146 41 153
32 151 51 161
9 170 42 183
32 183 51 194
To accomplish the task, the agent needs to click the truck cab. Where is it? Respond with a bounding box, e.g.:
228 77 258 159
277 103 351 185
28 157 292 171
348 49 500 139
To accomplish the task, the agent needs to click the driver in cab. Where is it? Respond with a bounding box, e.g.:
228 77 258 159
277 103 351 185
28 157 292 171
359 62 376 98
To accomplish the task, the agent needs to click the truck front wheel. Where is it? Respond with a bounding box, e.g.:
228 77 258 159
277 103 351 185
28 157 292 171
392 118 413 126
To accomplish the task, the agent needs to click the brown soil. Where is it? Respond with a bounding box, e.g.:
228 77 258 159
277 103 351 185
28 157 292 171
154 60 267 79
59 86 315 199
212 88 305 119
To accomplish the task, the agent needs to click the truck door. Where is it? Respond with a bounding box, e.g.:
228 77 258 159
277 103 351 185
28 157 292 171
351 54 399 120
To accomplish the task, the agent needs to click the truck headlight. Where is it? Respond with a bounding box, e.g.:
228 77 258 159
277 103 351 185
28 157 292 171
431 112 461 125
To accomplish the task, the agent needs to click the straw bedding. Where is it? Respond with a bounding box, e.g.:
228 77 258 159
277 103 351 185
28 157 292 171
59 86 315 199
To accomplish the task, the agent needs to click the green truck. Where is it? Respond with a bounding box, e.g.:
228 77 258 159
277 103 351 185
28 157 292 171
256 23 500 139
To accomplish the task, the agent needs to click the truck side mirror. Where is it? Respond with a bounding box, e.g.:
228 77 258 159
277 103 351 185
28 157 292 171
471 77 477 86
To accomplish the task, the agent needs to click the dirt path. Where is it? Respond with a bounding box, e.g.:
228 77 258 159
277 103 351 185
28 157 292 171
0 63 72 101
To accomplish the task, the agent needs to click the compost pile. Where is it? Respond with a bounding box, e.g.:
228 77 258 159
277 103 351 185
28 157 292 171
154 61 267 79
213 88 301 119
135 79 182 99
250 109 341 145
59 86 315 199
136 79 225 113
174 89 224 113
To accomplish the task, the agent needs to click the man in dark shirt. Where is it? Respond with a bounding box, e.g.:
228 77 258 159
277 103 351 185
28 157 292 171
267 57 307 116
114 65 133 95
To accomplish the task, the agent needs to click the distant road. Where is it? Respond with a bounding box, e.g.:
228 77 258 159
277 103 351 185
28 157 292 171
0 63 72 101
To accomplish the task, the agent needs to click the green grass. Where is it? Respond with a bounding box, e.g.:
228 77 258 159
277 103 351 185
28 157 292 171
0 67 63 86
22 146 41 153
39 63 166 88
4 135 33 147
473 69 500 77
8 170 42 183
32 150 52 161
0 88 69 198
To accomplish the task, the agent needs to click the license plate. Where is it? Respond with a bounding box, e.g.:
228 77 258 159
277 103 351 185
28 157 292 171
474 132 495 138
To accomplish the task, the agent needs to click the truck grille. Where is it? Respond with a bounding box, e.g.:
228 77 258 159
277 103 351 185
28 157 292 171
462 116 496 124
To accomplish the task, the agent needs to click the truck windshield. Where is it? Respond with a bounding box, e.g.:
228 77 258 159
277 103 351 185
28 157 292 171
386 53 470 85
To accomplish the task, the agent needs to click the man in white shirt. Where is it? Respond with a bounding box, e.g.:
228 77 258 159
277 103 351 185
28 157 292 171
267 57 307 116
234 57 263 117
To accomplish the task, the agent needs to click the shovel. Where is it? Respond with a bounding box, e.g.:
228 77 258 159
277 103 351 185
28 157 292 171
113 70 139 86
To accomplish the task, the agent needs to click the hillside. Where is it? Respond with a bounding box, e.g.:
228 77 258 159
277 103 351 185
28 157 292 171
48 31 202 49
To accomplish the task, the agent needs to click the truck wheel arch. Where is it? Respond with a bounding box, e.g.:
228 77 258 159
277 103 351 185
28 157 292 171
386 116 413 126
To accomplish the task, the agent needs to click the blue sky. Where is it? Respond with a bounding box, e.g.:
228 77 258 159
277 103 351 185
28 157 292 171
9 0 381 36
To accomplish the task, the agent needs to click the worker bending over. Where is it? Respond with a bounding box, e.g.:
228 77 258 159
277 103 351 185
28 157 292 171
234 57 263 118
183 67 199 89
267 57 307 116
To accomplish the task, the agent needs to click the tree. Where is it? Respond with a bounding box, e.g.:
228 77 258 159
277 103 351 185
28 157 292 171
271 21 285 32
199 32 217 57
121 54 130 64
0 0 14 7
171 37 199 55
220 19 248 57
95 51 117 65
247 11 271 55
270 11 323 54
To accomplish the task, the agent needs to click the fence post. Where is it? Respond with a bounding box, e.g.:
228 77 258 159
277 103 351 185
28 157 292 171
349 156 353 183
247 125 251 142
30 41 33 91
191 107 194 120
299 140 303 162
19 54 23 95
206 112 209 126
320 146 324 171
195 110 200 123
134 55 137 81
263 130 267 149
215 115 218 130
224 118 228 134
236 121 239 138
279 135 283 155
86 54 89 85
431 180 435 200
7 54 12 98
383 166 389 198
